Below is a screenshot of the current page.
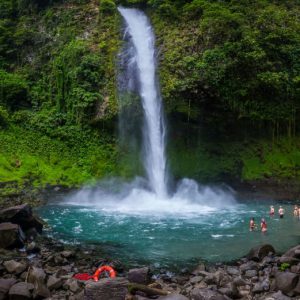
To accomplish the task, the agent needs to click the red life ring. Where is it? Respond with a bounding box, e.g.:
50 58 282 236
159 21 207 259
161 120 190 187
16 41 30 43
93 265 116 281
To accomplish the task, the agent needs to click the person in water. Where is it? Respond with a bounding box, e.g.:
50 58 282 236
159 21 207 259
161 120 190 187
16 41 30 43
269 205 275 216
249 217 256 231
294 205 298 217
278 206 285 218
261 218 267 233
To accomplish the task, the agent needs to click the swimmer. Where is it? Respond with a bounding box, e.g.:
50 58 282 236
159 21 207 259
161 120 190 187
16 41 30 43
249 217 256 231
269 205 275 216
294 205 298 217
278 206 285 219
261 218 267 233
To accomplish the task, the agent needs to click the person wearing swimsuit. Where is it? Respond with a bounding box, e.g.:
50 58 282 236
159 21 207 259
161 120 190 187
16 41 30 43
279 206 284 219
294 205 298 217
249 217 256 231
261 218 267 233
269 205 275 216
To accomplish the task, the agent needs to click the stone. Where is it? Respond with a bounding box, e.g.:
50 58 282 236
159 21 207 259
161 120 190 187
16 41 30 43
61 250 74 258
280 245 300 265
240 261 259 273
226 267 239 276
27 267 46 285
0 223 25 249
275 272 299 294
128 267 150 284
245 270 258 278
253 278 270 293
33 282 50 299
47 275 63 290
292 276 300 295
247 244 275 261
232 277 247 287
0 278 17 299
190 276 203 284
265 290 292 300
3 260 27 274
9 282 32 300
191 264 206 276
84 278 129 300
190 288 228 300
157 295 189 300
218 283 240 298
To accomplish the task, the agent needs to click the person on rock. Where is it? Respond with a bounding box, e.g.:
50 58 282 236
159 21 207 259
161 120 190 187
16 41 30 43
249 217 256 231
261 218 267 233
278 206 285 219
269 205 275 217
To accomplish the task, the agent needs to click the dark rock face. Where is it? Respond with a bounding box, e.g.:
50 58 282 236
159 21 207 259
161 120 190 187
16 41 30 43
247 244 275 262
0 204 43 233
0 222 25 249
128 267 151 284
84 278 129 300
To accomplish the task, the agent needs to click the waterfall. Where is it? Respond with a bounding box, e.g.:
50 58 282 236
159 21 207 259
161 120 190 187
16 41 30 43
118 8 168 198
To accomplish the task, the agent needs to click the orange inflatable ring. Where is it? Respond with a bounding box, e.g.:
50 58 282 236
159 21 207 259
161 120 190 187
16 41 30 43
93 265 116 281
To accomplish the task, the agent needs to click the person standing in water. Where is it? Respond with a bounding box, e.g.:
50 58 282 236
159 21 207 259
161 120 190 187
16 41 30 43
294 205 298 217
261 218 267 233
278 206 285 218
249 217 256 231
269 205 275 216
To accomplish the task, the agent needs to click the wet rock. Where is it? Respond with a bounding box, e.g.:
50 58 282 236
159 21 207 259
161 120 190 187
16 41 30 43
0 278 17 299
84 278 129 300
128 267 150 285
247 244 275 261
0 223 25 249
275 272 299 294
190 288 228 300
9 282 32 300
3 260 27 274
47 276 63 290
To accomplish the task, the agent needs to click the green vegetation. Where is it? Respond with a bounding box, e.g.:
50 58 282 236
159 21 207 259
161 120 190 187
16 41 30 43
1 0 300 193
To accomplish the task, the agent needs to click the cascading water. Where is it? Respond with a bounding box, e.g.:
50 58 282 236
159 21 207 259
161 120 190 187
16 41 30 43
118 8 167 198
39 8 298 267
63 7 236 214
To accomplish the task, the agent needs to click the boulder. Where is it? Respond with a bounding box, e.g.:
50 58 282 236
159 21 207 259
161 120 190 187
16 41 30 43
3 260 27 274
9 282 32 300
32 282 50 299
226 267 239 276
27 267 46 285
190 288 228 300
128 267 150 285
280 245 300 265
0 223 25 249
247 244 275 262
84 278 129 300
264 290 292 300
0 204 43 233
157 295 189 300
47 276 63 290
244 270 258 278
275 272 299 294
0 278 17 300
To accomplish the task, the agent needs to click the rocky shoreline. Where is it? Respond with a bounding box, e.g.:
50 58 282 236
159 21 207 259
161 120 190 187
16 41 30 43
2 203 300 300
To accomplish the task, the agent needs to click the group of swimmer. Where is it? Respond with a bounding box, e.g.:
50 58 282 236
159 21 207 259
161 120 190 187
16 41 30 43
249 205 285 233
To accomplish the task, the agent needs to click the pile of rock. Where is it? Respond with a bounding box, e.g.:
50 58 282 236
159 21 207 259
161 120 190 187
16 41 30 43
2 203 300 299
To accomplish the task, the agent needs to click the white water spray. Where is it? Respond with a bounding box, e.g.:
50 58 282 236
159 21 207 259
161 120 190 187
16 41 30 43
65 8 236 215
119 8 167 198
